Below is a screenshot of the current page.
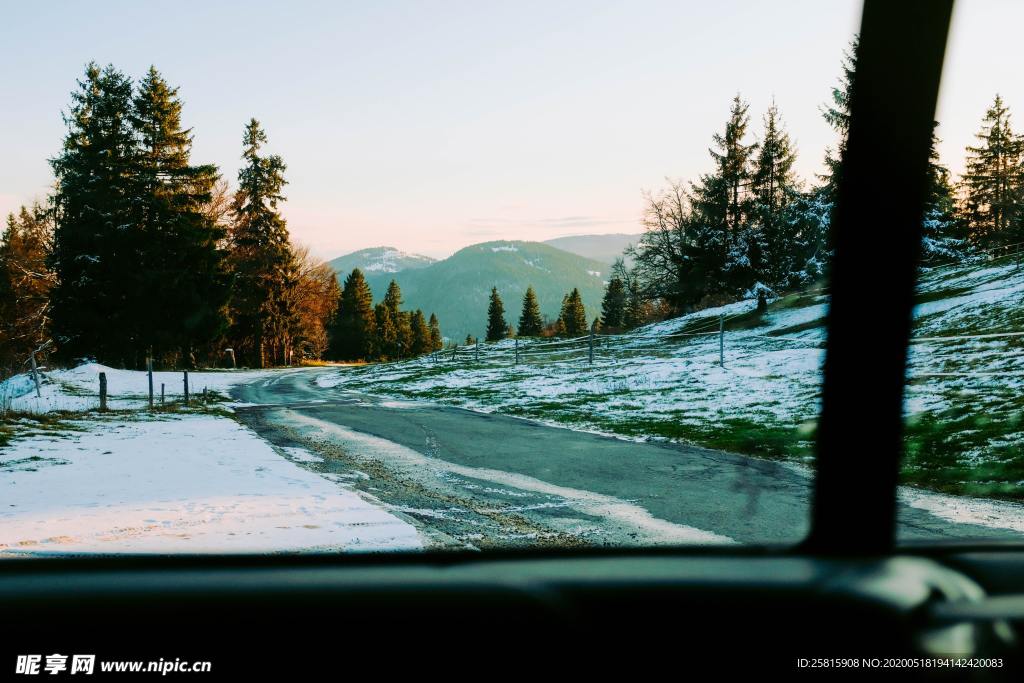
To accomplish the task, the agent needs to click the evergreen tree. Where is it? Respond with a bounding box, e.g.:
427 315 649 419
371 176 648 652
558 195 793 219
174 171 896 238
330 268 375 360
613 259 645 328
228 119 297 367
921 128 967 262
381 280 413 357
374 302 397 359
517 286 543 336
428 313 443 351
689 94 758 297
750 102 801 288
409 309 431 356
559 288 588 336
485 286 507 341
780 187 832 288
821 37 858 202
131 67 229 366
465 334 475 345
600 277 627 329
961 94 1024 247
49 63 138 364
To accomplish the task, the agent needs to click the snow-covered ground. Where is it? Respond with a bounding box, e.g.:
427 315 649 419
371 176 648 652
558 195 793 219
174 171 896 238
318 253 1024 501
2 363 271 414
0 365 422 555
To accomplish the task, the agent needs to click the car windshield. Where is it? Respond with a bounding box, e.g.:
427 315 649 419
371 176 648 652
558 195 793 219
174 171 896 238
0 0 1019 557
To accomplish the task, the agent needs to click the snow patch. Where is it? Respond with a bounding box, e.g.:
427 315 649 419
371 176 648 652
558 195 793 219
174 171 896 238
0 414 421 555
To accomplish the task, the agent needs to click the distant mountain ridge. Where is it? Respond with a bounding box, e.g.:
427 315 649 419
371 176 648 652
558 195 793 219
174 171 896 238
331 240 610 342
543 233 641 265
328 246 435 276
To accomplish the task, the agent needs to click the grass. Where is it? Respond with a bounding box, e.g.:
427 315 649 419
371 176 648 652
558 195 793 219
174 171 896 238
903 405 1024 500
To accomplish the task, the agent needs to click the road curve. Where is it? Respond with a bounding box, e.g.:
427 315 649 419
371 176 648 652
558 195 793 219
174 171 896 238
232 368 1020 549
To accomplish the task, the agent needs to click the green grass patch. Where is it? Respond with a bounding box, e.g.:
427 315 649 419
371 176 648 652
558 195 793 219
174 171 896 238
902 406 1024 500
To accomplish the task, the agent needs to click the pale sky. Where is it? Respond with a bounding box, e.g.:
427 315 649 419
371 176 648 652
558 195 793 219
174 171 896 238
0 1 1020 259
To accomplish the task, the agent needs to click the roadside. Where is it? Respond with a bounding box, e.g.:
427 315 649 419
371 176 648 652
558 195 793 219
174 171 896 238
233 370 1024 546
0 364 421 556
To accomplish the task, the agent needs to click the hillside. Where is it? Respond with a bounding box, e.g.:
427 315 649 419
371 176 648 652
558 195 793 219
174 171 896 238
544 233 641 265
328 246 435 275
316 251 1024 509
359 240 610 342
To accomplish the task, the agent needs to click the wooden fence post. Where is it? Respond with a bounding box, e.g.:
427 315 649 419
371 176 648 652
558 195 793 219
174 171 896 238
719 313 725 368
475 339 479 362
589 326 595 365
515 338 519 366
99 372 107 412
147 357 154 409
183 370 190 405
451 344 458 362
161 383 165 405
29 352 41 398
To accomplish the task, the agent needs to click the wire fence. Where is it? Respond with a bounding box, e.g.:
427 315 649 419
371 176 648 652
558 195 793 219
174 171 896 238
428 301 1024 387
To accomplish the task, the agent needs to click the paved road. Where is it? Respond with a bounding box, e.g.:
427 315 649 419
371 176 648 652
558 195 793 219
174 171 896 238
233 369 1020 549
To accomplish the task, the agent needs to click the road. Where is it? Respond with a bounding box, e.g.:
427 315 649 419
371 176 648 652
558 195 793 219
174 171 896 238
233 368 1021 549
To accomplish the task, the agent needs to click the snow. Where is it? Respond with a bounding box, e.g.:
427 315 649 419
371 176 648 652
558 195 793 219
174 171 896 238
490 244 519 253
0 413 421 555
316 255 1024 503
6 363 277 414
899 487 1024 534
360 247 431 273
587 270 601 277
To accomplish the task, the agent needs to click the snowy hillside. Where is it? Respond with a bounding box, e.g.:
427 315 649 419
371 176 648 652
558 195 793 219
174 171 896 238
328 246 435 276
318 252 1024 502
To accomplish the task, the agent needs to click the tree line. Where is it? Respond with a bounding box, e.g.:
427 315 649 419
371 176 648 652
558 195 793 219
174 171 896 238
466 285 594 344
0 63 444 374
608 38 1023 321
328 270 442 361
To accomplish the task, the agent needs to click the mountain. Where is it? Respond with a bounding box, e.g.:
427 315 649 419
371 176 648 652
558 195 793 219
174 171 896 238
543 233 642 265
356 241 610 343
328 247 435 276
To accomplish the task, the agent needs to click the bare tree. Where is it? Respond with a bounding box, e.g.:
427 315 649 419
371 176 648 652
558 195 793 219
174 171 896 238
628 179 693 314
287 243 340 361
0 204 54 376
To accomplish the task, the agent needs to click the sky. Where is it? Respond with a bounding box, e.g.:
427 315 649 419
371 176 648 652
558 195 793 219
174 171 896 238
0 1 1020 260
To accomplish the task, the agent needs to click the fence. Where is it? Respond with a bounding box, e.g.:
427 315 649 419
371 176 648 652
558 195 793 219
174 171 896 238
428 301 1024 386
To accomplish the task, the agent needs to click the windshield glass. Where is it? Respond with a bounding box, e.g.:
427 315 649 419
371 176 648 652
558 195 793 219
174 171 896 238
896 0 1024 544
3 1 1014 557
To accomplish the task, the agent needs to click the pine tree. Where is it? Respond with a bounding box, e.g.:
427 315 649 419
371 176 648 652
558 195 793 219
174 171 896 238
821 37 858 202
131 67 229 366
228 119 297 367
374 302 397 359
49 63 138 364
428 313 443 351
559 288 588 336
921 128 967 262
409 309 431 356
961 94 1024 247
600 277 627 329
485 286 507 341
517 286 543 336
750 102 801 289
330 268 376 360
689 94 758 297
611 259 644 328
381 280 413 357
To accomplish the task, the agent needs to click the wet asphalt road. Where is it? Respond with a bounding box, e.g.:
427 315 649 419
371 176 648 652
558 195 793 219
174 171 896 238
232 368 1019 549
